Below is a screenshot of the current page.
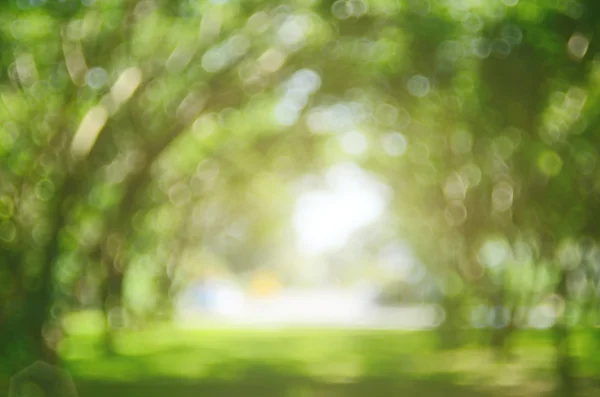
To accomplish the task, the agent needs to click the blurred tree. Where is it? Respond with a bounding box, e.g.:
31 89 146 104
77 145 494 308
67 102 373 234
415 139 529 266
3 2 600 396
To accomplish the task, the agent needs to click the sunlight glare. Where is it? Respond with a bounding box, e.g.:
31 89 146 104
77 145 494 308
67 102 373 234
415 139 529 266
293 163 389 256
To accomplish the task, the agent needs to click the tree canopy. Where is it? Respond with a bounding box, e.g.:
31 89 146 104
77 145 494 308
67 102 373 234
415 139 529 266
2 0 600 392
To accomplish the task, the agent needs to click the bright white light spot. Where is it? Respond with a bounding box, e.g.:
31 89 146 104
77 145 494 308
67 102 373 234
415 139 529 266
274 101 300 126
208 280 245 316
528 304 556 329
86 67 107 89
306 107 329 133
278 15 308 49
293 163 389 255
568 33 589 60
341 130 368 155
478 239 511 269
307 103 358 134
330 104 354 130
407 75 430 97
275 69 320 126
381 132 407 156
378 243 417 279
289 68 321 94
227 34 250 57
283 89 309 109
202 47 228 72
332 0 352 19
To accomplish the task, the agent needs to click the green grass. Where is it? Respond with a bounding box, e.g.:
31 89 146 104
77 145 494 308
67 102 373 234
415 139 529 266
6 325 600 397
61 326 439 381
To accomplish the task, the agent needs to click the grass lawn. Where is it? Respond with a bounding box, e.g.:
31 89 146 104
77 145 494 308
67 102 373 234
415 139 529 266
5 322 600 397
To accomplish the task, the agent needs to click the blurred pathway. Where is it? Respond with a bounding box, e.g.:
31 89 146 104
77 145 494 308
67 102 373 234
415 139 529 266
176 287 441 330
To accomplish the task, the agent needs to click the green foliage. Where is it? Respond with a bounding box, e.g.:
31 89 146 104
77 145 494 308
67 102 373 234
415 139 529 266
2 1 600 394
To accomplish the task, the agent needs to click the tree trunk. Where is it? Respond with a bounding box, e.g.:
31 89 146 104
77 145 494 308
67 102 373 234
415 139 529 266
27 169 81 366
28 247 61 364
100 255 124 356
437 295 463 349
554 270 574 396
489 287 515 361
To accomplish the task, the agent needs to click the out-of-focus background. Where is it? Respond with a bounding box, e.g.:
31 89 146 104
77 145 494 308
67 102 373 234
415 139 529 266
1 0 600 396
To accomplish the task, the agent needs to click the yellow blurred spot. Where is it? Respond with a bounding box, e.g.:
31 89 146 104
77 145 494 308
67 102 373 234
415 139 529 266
71 105 108 157
176 89 208 123
72 67 142 157
110 67 143 107
258 48 286 73
62 41 88 85
250 271 281 297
